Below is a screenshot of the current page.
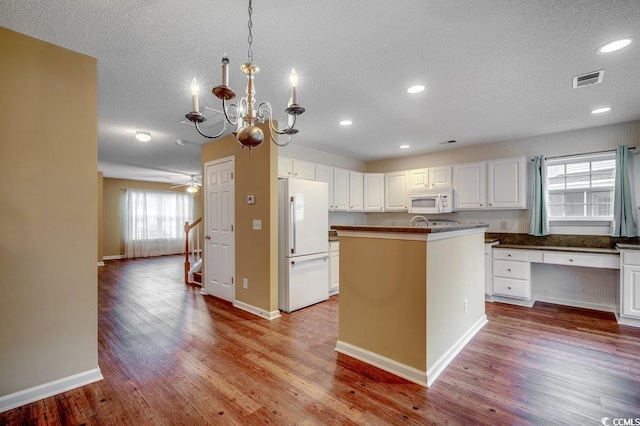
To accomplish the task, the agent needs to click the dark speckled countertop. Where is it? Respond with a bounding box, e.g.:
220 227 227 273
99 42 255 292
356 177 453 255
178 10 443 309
484 232 640 254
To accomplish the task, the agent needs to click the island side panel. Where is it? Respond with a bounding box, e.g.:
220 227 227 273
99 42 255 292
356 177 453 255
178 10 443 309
426 232 486 371
338 236 427 371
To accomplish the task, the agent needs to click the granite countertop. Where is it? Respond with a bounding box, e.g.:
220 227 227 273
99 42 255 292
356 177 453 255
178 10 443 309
331 224 489 234
616 243 640 251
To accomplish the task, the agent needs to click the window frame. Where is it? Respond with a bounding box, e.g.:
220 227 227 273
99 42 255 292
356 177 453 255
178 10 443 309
545 152 616 224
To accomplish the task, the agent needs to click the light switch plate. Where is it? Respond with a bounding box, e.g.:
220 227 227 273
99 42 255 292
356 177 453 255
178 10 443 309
253 219 262 230
247 195 255 204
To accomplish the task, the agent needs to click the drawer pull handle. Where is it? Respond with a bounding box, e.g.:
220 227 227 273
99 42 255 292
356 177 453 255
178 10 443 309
508 254 511 257
569 259 573 262
508 286 512 290
507 268 511 272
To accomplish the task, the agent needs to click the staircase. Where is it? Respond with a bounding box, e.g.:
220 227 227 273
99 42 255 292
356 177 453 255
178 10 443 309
184 217 203 286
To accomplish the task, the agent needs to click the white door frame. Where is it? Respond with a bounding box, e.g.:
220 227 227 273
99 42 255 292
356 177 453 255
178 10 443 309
203 156 235 302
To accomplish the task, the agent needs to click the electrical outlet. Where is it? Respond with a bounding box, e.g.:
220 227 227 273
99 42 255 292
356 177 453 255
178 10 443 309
500 221 507 230
464 299 468 314
243 278 248 289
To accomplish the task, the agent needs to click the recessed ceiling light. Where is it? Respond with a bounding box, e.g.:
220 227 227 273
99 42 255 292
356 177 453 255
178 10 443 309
135 131 151 142
591 107 611 114
406 85 425 94
597 39 632 54
400 145 410 149
339 120 352 126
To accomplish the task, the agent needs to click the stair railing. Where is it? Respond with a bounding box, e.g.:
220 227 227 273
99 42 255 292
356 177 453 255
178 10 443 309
184 217 202 285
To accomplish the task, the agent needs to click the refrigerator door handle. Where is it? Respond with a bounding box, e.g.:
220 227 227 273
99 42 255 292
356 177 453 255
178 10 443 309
290 196 296 254
291 256 328 265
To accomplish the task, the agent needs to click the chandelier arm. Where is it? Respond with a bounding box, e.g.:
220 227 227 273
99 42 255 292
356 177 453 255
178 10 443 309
257 102 298 135
194 120 227 139
221 97 240 126
270 132 293 147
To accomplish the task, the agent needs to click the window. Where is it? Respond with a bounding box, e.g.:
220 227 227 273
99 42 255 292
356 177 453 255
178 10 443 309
124 189 194 258
546 153 615 220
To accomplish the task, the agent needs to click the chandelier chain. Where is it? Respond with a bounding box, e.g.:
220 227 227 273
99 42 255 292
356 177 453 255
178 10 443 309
247 0 254 64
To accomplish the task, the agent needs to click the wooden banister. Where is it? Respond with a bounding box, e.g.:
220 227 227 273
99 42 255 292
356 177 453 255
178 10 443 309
184 217 203 285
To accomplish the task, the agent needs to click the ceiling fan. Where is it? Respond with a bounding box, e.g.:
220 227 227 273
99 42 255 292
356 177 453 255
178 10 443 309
171 175 202 193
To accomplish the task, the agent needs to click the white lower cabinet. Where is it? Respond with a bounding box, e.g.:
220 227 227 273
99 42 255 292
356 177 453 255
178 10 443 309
620 250 640 322
329 241 339 295
492 249 530 300
484 243 493 296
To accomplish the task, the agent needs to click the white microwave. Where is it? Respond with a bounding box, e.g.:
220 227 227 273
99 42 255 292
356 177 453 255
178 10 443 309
408 188 454 214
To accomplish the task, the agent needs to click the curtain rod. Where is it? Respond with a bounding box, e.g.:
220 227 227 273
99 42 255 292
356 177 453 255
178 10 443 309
531 146 637 161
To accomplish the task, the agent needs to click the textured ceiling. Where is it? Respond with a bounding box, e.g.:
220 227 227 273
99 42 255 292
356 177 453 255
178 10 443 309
2 0 640 183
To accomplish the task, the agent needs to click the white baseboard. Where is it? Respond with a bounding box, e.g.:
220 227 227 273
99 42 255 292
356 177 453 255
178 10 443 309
533 295 616 313
102 254 125 260
335 341 428 386
233 300 281 320
426 314 488 387
619 315 640 328
491 296 535 307
0 367 103 413
97 261 105 267
329 288 339 296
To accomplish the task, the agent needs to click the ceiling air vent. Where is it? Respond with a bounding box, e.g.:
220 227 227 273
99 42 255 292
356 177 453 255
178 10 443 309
573 70 604 88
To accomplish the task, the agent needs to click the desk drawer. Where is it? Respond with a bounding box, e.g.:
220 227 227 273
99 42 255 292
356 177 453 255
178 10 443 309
543 252 606 268
493 249 528 262
622 251 640 266
493 277 530 299
493 259 529 280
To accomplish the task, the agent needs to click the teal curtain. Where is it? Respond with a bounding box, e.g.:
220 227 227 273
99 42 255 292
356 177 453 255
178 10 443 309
528 155 549 236
611 145 637 237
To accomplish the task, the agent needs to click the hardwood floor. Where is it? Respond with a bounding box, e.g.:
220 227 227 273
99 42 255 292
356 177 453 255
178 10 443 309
3 255 640 425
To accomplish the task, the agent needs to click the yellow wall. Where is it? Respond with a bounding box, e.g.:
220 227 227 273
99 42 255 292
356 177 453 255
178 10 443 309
98 172 104 263
0 27 98 396
101 178 203 257
201 122 279 312
339 237 427 370
426 233 485 370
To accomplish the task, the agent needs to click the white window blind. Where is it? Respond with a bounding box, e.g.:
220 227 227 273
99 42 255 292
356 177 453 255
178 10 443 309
546 152 616 220
124 189 194 258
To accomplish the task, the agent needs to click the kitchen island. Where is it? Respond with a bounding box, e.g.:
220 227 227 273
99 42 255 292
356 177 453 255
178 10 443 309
332 224 488 387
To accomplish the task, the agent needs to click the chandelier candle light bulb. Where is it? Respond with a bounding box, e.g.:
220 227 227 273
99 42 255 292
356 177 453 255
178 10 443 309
290 69 298 105
222 55 229 87
191 78 199 113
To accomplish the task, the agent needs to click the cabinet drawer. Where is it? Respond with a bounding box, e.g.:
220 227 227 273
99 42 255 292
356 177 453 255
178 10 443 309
543 252 608 268
493 249 528 262
493 259 529 280
493 277 530 299
622 251 640 266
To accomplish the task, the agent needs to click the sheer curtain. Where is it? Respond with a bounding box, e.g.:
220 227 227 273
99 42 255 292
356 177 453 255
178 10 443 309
528 155 549 236
124 189 194 258
611 145 637 237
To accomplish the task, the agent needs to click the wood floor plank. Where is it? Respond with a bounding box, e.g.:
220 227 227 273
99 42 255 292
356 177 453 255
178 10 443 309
2 255 640 425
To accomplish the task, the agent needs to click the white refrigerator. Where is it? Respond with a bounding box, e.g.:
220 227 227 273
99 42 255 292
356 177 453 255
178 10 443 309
278 178 329 313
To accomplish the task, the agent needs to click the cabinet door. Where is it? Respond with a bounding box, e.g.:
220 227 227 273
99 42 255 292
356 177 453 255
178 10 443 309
315 164 334 210
330 242 339 292
292 160 316 180
623 265 640 319
385 171 408 211
278 156 293 178
349 171 364 211
453 162 486 209
409 168 429 190
429 166 452 188
488 157 526 209
484 244 492 295
364 173 385 212
333 168 350 211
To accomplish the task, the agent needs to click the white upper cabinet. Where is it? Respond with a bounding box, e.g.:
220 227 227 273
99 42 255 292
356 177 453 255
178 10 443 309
487 157 527 209
429 166 452 188
292 160 316 180
278 156 293 178
315 164 334 210
453 162 486 209
333 168 350 211
349 171 364 211
364 173 385 212
385 171 408 211
409 168 429 191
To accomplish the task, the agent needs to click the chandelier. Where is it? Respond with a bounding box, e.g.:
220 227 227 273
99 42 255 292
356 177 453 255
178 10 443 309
185 0 305 156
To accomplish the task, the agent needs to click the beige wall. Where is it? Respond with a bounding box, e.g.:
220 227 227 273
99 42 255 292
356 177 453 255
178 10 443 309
0 27 98 396
426 233 485 370
101 178 203 257
339 237 427 370
98 172 104 263
201 123 279 312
